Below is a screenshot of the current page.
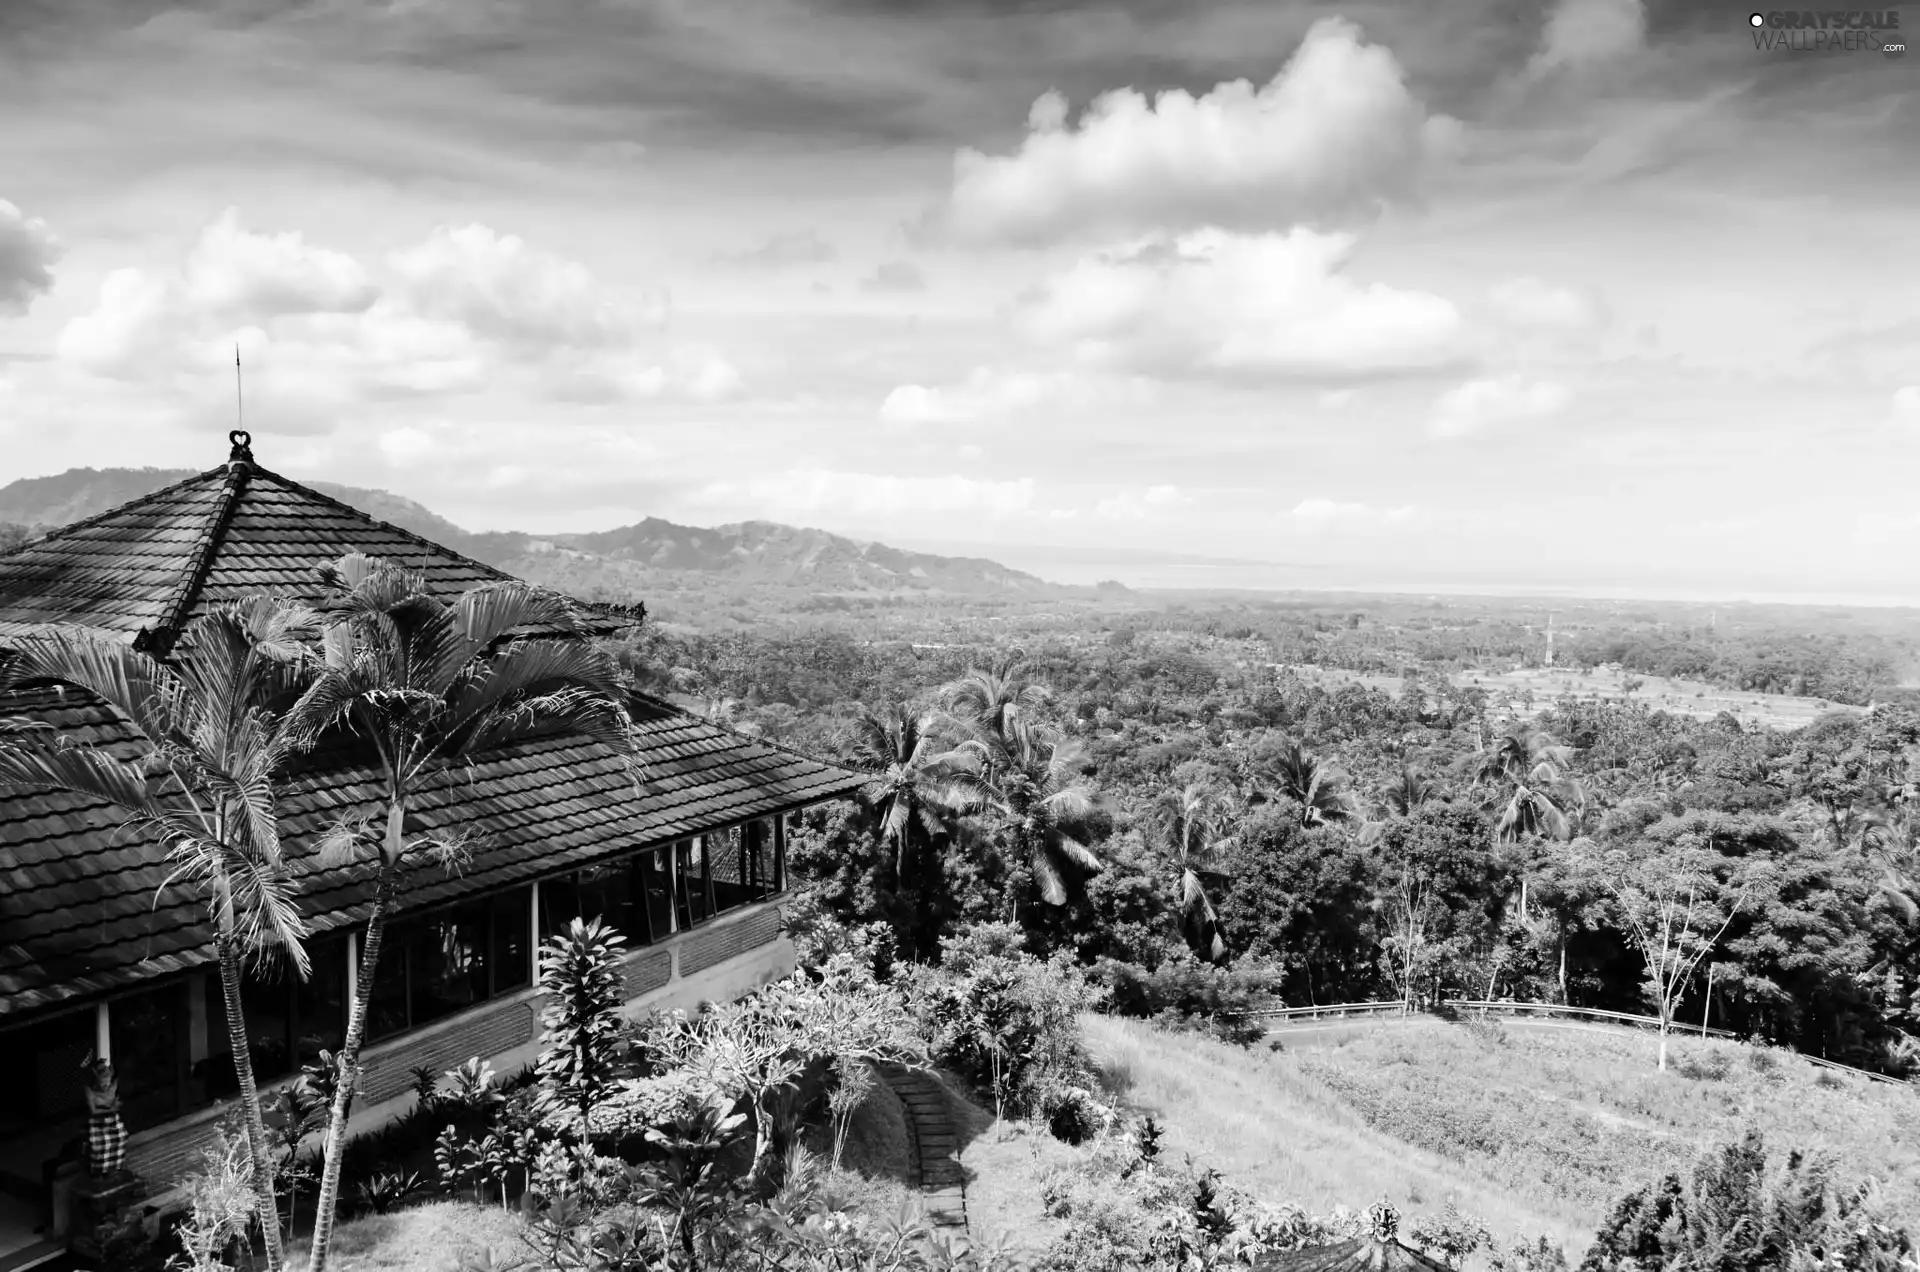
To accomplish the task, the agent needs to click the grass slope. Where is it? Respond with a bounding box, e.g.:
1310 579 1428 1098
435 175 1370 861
1082 1014 1920 1251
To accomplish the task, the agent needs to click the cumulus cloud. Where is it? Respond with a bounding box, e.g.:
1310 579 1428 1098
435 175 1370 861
879 366 1137 425
0 199 63 314
861 260 926 293
1892 385 1920 427
1487 277 1609 333
722 230 836 268
184 209 378 318
1094 485 1192 520
1431 375 1573 438
687 469 1038 520
1290 498 1415 527
1526 0 1647 79
388 223 654 350
55 210 726 422
1017 228 1464 382
941 17 1461 246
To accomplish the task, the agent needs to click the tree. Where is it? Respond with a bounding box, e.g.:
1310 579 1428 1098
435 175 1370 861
846 704 980 959
1602 843 1750 1071
1374 805 1506 1011
1148 783 1234 962
1470 725 1585 844
943 650 1053 758
1250 737 1357 828
282 554 639 1272
0 600 316 1271
536 918 630 1132
958 714 1105 913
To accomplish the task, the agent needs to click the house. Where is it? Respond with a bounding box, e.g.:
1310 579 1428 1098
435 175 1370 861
0 432 864 1259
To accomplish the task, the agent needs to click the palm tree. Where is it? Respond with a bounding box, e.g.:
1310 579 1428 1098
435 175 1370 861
1358 762 1434 849
944 650 1054 758
847 705 981 957
281 554 639 1272
0 599 316 1271
960 714 1103 910
1469 725 1585 843
1255 739 1358 828
1383 763 1435 818
1148 783 1234 962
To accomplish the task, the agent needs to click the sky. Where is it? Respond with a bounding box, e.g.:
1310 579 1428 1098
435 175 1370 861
0 0 1917 602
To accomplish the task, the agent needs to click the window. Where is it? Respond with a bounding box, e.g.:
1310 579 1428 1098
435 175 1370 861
204 935 351 1088
365 887 533 1043
0 1008 93 1140
541 850 675 946
109 983 189 1131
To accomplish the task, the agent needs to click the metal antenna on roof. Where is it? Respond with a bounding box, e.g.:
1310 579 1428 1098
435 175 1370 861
235 344 243 434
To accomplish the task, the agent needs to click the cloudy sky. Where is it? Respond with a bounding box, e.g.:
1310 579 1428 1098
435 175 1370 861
1 0 1916 601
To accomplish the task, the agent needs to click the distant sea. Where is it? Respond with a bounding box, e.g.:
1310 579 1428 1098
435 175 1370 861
991 556 1920 611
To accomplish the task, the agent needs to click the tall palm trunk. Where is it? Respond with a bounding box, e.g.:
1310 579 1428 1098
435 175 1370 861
214 928 286 1272
304 803 404 1272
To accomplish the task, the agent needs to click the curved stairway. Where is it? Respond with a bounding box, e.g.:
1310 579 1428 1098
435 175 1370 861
877 1064 969 1237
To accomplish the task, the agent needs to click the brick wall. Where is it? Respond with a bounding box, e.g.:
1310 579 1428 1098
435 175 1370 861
677 905 781 979
359 997 539 1105
624 948 672 998
126 1106 227 1186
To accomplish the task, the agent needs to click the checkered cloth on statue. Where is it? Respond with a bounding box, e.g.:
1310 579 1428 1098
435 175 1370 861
82 1057 128 1178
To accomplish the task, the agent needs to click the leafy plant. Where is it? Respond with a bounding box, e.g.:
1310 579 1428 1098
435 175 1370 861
537 917 633 1132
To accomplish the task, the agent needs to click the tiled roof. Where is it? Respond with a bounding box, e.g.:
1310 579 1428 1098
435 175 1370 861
0 686 864 1021
0 434 633 647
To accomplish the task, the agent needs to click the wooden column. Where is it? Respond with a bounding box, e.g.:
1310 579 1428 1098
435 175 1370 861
528 882 542 983
346 931 360 1011
94 1001 111 1062
666 844 680 934
773 815 788 894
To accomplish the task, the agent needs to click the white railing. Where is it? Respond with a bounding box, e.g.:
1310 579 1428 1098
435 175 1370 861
1227 997 1909 1087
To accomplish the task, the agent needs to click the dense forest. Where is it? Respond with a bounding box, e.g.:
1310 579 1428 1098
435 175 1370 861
607 605 1920 1076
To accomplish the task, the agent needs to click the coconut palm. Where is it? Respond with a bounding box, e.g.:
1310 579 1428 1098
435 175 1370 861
847 704 982 956
944 650 1054 758
959 714 1103 909
1383 763 1435 819
848 704 979 881
0 599 317 1271
1148 783 1234 962
1255 739 1358 829
1468 724 1585 843
281 554 639 1272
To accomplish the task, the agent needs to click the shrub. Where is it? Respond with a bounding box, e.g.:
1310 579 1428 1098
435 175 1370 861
536 917 632 1131
1091 955 1279 1047
898 921 1105 1122
1579 1130 1918 1270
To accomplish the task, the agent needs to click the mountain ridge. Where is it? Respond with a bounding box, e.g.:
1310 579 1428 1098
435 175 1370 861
0 466 1097 602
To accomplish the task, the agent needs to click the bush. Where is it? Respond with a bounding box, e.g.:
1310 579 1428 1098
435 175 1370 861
1579 1130 1918 1270
1091 954 1280 1046
898 921 1105 1123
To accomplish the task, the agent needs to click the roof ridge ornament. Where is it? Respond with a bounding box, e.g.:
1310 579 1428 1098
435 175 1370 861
1367 1201 1399 1243
229 429 254 466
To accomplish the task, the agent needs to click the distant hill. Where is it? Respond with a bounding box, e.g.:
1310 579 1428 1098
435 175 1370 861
0 466 1089 604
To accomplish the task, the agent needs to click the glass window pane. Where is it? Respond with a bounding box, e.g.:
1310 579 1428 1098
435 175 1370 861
576 858 637 943
638 850 672 941
709 825 749 914
491 888 531 993
238 961 296 1082
294 938 348 1070
410 907 486 1029
539 875 582 945
110 983 185 1131
0 1008 96 1139
367 932 410 1042
678 839 710 927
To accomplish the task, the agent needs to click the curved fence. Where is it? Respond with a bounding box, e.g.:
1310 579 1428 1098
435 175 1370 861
1230 998 1909 1088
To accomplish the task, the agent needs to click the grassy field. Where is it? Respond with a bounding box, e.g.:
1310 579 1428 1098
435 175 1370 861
1277 662 1863 730
1061 1014 1920 1256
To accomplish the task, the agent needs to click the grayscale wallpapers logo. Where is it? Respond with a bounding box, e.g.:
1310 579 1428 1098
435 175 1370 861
1748 10 1906 56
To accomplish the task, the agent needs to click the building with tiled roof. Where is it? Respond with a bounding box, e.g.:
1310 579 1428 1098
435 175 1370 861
0 431 863 1252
